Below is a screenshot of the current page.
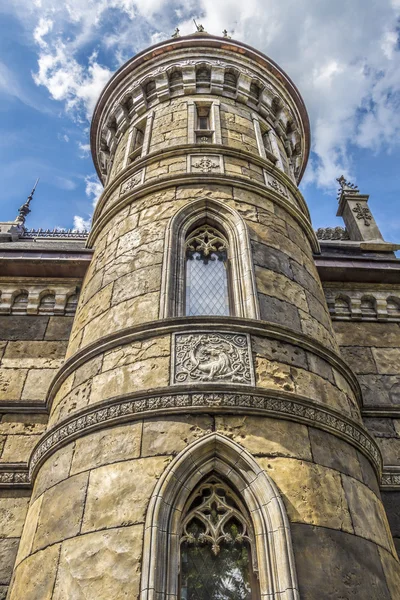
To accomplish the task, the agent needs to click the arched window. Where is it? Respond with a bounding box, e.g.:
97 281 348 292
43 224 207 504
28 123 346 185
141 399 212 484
140 432 300 600
185 225 230 316
160 198 259 320
180 476 259 600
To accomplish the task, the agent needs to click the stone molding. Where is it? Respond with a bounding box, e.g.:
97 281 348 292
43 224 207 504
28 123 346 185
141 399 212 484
140 432 300 600
88 172 318 254
381 469 400 489
159 199 260 320
91 144 310 227
29 388 381 485
171 331 254 385
324 285 400 322
45 317 363 412
0 464 30 488
0 278 79 315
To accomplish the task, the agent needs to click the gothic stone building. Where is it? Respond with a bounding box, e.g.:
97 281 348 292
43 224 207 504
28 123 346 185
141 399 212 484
1 31 400 600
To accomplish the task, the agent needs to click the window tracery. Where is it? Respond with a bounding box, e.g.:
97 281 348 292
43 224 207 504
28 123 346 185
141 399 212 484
185 225 230 317
180 476 258 600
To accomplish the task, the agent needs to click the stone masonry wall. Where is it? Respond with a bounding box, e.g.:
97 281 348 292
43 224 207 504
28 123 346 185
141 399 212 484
0 314 74 598
8 416 398 599
334 319 400 555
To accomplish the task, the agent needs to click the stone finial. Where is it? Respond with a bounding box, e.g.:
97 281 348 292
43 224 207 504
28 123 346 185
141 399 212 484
15 178 39 226
171 28 180 39
222 29 231 39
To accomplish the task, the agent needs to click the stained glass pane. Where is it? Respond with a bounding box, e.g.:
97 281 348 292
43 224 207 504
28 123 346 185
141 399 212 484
181 540 252 600
186 251 229 316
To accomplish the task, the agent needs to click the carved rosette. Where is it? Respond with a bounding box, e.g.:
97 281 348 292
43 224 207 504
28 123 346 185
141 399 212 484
172 331 254 385
120 169 144 195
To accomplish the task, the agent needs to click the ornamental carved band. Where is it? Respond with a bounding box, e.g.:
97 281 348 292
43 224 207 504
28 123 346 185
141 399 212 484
172 332 254 385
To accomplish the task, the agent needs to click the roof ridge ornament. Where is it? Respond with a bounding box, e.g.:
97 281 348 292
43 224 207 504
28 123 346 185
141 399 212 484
336 175 359 199
171 27 180 38
16 178 39 227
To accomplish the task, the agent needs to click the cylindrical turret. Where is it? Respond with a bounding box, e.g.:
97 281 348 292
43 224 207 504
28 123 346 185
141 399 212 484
9 33 399 600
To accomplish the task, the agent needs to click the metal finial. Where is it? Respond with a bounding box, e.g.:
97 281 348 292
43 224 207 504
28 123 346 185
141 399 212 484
222 29 231 38
193 19 205 32
16 178 39 226
172 27 180 38
336 175 359 199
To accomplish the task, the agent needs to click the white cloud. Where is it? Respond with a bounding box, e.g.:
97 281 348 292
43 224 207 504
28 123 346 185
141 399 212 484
6 0 400 190
73 174 103 231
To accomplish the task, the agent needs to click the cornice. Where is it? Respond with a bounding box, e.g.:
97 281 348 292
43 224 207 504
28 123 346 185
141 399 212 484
45 316 363 413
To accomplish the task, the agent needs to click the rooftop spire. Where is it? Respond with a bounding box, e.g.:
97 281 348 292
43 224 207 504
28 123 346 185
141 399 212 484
16 178 39 226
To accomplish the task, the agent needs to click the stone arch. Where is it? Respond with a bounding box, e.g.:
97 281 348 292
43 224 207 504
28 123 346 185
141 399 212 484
159 197 260 319
140 432 299 600
38 289 56 314
11 290 29 314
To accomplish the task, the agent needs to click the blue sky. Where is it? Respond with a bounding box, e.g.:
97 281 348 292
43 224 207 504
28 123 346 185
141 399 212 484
0 0 399 240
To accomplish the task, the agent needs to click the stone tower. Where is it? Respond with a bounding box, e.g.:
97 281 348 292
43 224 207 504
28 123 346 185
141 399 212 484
7 31 400 599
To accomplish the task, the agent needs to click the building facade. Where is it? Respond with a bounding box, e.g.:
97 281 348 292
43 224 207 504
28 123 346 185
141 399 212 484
1 31 400 599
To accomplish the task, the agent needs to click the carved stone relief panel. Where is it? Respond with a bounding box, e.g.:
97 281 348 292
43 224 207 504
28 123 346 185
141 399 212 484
188 154 224 174
119 168 145 195
171 331 254 385
263 170 289 199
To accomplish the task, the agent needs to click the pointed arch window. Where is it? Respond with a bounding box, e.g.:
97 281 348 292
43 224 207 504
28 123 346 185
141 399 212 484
180 476 259 600
185 225 230 316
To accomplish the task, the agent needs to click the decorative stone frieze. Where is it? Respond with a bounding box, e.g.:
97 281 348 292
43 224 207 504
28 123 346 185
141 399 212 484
171 332 254 385
28 390 381 484
264 170 289 199
381 469 400 488
316 226 350 241
0 466 30 488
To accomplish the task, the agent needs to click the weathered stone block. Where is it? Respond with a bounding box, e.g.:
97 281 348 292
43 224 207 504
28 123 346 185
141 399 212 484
32 444 75 502
2 341 67 369
0 369 27 401
309 428 363 480
8 543 60 600
15 496 43 566
256 267 308 313
112 264 162 305
342 474 394 553
102 336 169 372
81 456 170 532
215 415 312 460
52 525 143 600
21 368 56 401
340 346 377 375
381 491 400 540
258 294 301 331
254 357 294 392
252 335 308 369
90 355 169 402
333 322 400 348
0 538 18 585
259 457 353 531
358 374 400 406
378 546 400 599
70 422 142 474
0 492 30 537
372 347 400 375
81 292 159 348
0 316 48 341
142 416 213 457
251 240 293 279
291 523 392 599
73 283 113 332
33 472 89 552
